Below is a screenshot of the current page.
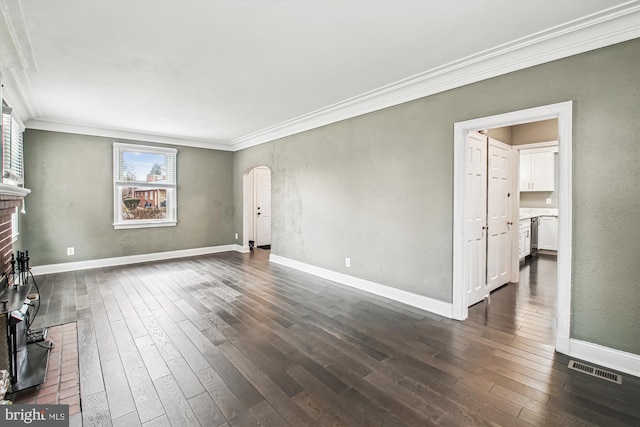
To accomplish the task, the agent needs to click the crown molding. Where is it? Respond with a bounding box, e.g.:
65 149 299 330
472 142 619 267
26 119 235 151
230 1 640 151
6 67 40 118
0 0 37 71
8 1 640 152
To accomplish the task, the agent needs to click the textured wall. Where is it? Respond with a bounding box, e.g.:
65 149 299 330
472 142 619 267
234 39 640 354
19 130 235 266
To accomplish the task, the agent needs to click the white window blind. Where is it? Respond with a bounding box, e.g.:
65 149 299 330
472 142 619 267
2 105 24 186
114 143 176 187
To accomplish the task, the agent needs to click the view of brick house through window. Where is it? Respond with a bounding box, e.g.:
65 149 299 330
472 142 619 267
113 143 177 229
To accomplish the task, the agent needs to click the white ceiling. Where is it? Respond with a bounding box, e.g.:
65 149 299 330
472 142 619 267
1 0 638 150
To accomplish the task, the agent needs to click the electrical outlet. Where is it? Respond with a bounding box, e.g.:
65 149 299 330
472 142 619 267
235 233 238 240
67 247 75 256
546 198 552 205
345 257 351 267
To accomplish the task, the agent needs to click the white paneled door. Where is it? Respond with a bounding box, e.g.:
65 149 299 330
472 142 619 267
255 166 272 246
487 138 512 291
465 132 513 307
465 132 488 306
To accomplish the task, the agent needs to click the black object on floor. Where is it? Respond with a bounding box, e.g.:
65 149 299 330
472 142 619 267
27 327 48 343
9 341 51 393
257 245 270 250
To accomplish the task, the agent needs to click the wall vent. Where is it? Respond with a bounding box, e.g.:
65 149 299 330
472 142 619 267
568 360 622 384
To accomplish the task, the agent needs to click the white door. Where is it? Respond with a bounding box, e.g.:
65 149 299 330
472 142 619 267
487 138 512 291
255 167 271 246
465 132 488 306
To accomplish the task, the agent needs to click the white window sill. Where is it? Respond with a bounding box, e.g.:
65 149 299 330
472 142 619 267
114 220 177 230
0 183 30 197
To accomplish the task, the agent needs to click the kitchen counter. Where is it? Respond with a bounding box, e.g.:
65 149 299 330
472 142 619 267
519 208 558 220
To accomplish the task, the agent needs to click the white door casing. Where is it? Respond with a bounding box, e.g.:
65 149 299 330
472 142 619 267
464 131 488 306
487 138 512 292
453 100 573 357
255 166 272 246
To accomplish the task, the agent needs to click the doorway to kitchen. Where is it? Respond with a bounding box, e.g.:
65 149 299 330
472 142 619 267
452 101 573 355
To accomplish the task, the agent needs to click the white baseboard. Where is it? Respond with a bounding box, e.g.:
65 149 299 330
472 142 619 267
566 338 640 378
270 255 639 378
269 254 453 318
31 244 244 275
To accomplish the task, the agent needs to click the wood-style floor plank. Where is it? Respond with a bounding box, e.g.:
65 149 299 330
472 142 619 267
101 358 137 420
111 318 166 423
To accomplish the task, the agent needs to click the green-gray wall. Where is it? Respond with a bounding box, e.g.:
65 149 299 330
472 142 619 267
234 39 640 355
19 131 235 266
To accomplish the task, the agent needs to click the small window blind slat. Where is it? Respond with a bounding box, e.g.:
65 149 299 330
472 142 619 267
114 144 176 185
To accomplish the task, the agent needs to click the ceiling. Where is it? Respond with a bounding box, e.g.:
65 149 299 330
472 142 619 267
1 0 638 151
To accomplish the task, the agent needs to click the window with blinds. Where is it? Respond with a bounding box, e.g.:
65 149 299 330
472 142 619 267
113 142 177 229
2 104 24 186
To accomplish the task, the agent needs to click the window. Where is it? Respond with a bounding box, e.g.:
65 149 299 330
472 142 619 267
113 143 177 229
2 103 24 186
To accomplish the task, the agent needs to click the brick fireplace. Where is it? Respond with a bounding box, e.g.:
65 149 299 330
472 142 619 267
0 189 29 286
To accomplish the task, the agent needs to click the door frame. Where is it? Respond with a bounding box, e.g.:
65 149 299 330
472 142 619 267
254 166 272 247
452 101 572 354
242 165 272 250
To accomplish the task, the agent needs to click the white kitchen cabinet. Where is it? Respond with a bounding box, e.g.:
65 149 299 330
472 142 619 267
519 149 555 192
519 219 531 259
538 216 558 250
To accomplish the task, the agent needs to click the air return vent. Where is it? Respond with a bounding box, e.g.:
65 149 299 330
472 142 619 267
568 360 622 384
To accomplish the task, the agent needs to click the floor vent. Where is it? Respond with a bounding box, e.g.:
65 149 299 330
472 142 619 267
568 360 622 384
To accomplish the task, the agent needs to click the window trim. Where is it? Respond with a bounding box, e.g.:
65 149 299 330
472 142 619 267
112 142 177 229
2 104 25 187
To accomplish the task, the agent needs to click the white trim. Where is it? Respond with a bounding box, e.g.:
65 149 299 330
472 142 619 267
515 141 559 151
26 119 234 152
453 101 573 350
12 2 640 152
30 244 244 275
0 0 37 71
113 220 177 230
567 339 640 378
113 142 178 229
230 2 639 151
0 183 30 197
113 142 177 155
269 254 453 318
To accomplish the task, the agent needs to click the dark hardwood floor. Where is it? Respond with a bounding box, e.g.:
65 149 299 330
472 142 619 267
30 250 640 426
